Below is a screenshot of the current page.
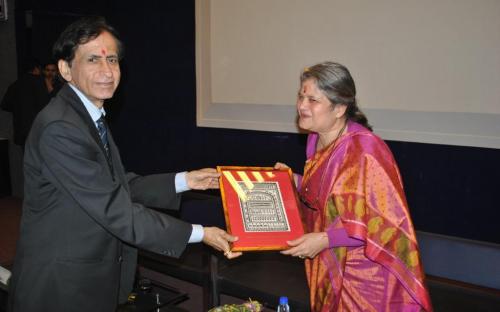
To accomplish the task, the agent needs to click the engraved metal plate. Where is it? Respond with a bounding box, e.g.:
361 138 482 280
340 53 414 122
238 182 290 232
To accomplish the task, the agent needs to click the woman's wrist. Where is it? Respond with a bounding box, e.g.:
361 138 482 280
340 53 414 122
320 231 329 249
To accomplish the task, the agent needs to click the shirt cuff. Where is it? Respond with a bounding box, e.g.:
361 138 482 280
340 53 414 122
175 171 190 193
188 224 204 243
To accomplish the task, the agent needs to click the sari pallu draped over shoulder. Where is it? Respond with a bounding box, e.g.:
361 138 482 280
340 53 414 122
300 121 432 312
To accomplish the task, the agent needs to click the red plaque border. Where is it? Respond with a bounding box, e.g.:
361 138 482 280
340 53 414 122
217 166 304 251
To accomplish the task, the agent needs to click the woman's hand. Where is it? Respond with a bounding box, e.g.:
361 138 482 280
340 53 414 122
274 162 290 170
280 232 329 259
274 162 300 186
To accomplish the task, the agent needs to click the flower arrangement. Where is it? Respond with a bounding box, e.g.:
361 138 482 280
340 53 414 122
208 299 262 312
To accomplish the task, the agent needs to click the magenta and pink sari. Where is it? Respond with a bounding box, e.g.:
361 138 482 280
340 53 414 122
299 121 432 311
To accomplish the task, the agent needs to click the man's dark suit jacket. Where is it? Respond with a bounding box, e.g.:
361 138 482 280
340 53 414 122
8 84 193 312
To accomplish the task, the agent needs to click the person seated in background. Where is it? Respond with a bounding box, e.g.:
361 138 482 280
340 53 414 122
0 58 50 147
276 62 432 311
8 16 241 312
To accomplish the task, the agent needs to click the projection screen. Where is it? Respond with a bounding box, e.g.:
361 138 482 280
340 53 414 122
196 0 500 149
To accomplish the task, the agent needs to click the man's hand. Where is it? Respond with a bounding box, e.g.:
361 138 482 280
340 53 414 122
186 168 220 190
203 227 242 259
280 232 329 259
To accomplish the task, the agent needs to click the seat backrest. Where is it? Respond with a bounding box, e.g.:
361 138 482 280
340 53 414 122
211 251 310 311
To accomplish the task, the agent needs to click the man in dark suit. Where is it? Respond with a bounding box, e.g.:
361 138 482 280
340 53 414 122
1 58 50 147
8 16 241 312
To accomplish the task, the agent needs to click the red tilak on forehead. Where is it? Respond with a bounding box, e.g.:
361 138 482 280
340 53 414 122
101 49 106 55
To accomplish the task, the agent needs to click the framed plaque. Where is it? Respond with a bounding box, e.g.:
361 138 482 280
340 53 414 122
218 166 304 251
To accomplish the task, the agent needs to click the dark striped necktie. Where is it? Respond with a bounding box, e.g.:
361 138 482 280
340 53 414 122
96 115 110 159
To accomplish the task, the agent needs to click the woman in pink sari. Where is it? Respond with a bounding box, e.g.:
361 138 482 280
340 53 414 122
277 62 432 311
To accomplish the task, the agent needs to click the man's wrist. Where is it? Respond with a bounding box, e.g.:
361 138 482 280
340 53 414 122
188 224 204 243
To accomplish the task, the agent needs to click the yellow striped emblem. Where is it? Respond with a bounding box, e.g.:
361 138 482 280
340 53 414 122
223 171 247 201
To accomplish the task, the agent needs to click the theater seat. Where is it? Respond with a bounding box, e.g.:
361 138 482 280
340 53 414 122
0 196 22 311
210 251 310 311
138 244 214 309
0 197 22 270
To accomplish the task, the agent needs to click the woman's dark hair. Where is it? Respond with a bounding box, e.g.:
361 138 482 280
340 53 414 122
300 61 372 131
52 16 123 66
